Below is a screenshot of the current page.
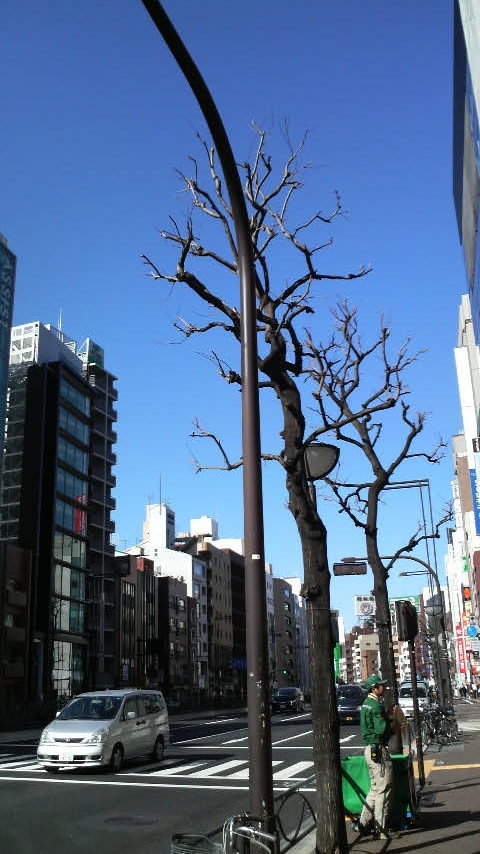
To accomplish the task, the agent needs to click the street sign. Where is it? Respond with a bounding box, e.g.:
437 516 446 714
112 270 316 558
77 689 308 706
467 624 478 638
333 561 367 576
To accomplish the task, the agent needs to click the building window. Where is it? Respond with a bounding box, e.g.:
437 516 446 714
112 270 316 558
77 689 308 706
52 640 85 700
58 437 89 475
56 467 88 504
55 498 87 534
53 533 86 568
60 379 90 417
59 406 89 446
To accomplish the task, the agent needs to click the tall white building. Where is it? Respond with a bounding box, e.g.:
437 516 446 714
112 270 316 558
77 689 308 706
127 504 209 691
450 295 480 684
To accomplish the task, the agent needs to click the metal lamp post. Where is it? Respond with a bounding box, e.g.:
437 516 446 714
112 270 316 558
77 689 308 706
139 0 274 835
343 553 452 707
398 558 453 707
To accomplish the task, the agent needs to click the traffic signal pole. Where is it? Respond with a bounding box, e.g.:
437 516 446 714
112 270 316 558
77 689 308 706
407 639 425 788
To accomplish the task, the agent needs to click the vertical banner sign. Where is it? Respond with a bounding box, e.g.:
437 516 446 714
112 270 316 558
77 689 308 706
456 624 466 674
470 468 480 535
0 241 15 459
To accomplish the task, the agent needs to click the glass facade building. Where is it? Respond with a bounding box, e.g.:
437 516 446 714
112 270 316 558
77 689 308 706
0 323 117 704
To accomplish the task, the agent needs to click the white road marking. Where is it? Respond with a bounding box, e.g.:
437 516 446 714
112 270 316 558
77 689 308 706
273 761 313 780
147 761 208 776
272 730 313 745
194 759 247 778
0 757 40 769
228 761 283 780
0 775 316 793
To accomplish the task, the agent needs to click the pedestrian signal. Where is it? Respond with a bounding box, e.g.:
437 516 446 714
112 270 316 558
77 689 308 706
395 600 418 641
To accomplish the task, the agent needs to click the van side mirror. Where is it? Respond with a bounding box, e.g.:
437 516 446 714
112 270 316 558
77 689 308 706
125 710 136 720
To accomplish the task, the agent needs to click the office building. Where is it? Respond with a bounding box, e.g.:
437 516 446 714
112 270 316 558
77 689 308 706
453 0 480 338
0 323 117 708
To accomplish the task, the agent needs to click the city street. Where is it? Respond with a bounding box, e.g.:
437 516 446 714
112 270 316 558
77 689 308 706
0 709 363 854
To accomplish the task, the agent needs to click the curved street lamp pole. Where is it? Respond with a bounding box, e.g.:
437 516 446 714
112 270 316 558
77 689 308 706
396 555 453 707
346 553 453 707
139 0 274 833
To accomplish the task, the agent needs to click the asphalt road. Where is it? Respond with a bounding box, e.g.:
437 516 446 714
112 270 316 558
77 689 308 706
0 710 364 854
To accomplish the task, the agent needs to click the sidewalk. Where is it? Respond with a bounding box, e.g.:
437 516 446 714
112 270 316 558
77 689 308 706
341 698 480 853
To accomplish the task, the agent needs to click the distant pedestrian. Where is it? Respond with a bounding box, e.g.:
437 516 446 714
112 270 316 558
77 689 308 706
460 684 467 699
354 674 397 841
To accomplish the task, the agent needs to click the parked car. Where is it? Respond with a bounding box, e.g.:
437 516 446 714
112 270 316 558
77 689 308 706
37 688 169 774
271 687 305 713
336 684 366 724
398 680 429 718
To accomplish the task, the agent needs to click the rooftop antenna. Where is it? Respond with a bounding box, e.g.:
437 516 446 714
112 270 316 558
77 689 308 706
159 473 162 505
58 308 63 331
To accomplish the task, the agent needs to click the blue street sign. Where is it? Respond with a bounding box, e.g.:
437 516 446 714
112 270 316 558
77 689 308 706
467 625 478 638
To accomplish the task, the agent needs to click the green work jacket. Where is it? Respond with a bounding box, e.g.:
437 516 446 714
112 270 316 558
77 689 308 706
360 694 392 746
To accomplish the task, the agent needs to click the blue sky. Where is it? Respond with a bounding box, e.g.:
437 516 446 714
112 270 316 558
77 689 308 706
1 1 466 629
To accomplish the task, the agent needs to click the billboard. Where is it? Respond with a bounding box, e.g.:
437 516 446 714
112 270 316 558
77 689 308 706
85 338 104 367
354 595 376 617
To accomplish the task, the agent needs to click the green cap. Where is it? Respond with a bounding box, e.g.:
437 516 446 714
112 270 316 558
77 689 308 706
365 675 388 690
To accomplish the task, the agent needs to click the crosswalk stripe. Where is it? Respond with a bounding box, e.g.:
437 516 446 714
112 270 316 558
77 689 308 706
273 761 313 780
228 761 283 780
0 758 40 769
149 761 208 776
195 759 247 778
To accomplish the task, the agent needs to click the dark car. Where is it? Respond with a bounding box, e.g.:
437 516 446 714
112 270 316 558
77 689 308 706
271 687 305 714
336 684 366 724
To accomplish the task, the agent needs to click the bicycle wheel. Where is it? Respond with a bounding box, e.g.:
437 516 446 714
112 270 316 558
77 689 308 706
446 720 460 742
420 720 431 748
435 721 450 745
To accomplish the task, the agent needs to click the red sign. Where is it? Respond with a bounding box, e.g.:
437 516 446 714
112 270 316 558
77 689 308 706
456 624 466 674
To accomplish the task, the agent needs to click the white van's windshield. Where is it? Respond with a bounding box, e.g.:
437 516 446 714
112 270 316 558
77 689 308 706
399 686 427 699
58 696 123 721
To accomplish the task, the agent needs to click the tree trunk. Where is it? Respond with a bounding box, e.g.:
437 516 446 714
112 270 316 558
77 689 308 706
368 545 402 754
293 475 348 854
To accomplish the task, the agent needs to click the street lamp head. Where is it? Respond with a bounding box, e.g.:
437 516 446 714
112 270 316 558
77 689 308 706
304 441 339 481
398 571 428 578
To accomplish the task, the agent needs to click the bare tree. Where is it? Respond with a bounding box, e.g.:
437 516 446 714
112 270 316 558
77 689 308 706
141 125 445 851
306 300 451 731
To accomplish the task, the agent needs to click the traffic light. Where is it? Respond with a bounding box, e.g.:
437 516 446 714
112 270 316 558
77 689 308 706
395 600 419 641
282 669 287 675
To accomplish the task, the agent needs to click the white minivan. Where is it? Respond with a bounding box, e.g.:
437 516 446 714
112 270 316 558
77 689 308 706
37 688 169 773
398 681 429 718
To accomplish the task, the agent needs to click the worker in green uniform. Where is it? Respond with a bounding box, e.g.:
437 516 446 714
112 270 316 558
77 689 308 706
354 674 397 841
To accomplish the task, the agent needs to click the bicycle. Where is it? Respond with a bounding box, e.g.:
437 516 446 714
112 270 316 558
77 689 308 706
420 705 459 747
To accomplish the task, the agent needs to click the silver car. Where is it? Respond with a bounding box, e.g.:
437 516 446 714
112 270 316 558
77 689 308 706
37 689 169 773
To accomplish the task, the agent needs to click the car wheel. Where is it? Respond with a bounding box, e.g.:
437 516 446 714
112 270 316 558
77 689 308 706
151 736 165 763
44 766 59 774
109 744 124 773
